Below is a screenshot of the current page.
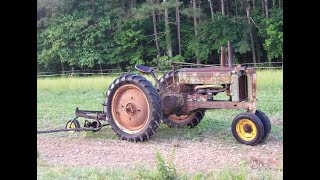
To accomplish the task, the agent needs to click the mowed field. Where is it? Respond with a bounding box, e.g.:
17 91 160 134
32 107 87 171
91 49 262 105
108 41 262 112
37 69 283 179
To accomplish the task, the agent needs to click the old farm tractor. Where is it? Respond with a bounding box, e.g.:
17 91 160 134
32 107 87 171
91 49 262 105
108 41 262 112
38 58 271 146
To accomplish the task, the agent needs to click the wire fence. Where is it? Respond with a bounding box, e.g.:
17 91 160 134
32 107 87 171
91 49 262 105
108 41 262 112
37 62 283 77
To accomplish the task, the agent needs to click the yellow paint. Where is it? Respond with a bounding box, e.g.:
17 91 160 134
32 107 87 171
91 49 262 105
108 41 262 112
236 119 257 141
66 122 76 129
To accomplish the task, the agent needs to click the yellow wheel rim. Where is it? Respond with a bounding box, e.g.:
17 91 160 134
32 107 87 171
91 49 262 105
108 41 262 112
236 119 257 141
66 121 77 133
66 122 76 129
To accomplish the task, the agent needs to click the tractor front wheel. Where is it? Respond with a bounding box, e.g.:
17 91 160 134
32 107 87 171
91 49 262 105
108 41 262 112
255 110 271 143
231 113 264 146
105 73 162 142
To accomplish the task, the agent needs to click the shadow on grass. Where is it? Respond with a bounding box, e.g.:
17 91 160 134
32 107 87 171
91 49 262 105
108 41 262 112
81 109 279 144
39 109 282 145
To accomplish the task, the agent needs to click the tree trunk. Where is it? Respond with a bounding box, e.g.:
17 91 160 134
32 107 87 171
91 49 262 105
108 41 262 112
175 1 181 55
130 0 136 9
117 62 121 71
209 0 215 65
198 0 201 23
246 5 257 65
220 0 226 66
256 42 261 63
264 0 269 18
91 0 96 18
273 0 275 8
99 64 103 74
122 0 126 18
261 0 265 17
225 0 229 15
61 62 65 74
163 0 173 57
208 0 214 19
152 0 160 56
234 0 238 18
221 0 225 15
193 0 200 64
252 0 255 9
157 0 161 22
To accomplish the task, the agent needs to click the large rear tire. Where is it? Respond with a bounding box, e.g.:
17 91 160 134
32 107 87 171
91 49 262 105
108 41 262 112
163 110 205 128
105 73 162 142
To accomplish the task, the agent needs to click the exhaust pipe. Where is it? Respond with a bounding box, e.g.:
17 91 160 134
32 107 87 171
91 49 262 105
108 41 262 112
220 46 225 67
228 41 233 68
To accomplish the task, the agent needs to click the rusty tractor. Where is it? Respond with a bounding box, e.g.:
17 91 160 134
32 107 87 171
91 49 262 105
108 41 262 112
105 63 271 145
61 58 271 146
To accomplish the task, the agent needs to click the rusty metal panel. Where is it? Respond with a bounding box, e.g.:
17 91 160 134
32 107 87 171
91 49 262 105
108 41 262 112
177 71 232 84
178 66 234 72
238 74 248 100
230 73 240 102
230 69 248 102
187 94 209 102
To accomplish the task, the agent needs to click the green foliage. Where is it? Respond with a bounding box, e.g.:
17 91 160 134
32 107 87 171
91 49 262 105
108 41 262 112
188 13 250 61
213 167 248 180
37 6 113 69
251 8 283 61
134 0 181 19
111 23 145 66
37 0 283 72
155 148 177 180
262 9 283 60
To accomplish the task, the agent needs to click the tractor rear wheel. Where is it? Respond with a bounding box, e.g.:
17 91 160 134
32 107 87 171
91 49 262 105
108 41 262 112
105 73 162 142
164 110 205 128
159 71 205 128
231 113 264 146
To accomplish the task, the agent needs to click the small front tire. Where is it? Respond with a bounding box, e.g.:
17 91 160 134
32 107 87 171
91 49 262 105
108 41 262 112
231 113 264 146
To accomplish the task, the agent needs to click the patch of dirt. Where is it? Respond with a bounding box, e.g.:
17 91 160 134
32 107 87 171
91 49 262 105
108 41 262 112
37 135 283 174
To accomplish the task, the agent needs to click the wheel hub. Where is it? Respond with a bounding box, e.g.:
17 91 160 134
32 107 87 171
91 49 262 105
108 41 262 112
111 84 150 134
236 119 257 141
125 103 136 116
243 124 253 133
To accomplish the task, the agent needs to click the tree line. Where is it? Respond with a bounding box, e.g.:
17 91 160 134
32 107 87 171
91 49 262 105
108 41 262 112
37 0 283 72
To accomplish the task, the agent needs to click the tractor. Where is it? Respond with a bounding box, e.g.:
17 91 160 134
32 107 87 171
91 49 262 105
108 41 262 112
96 60 271 146
57 59 271 146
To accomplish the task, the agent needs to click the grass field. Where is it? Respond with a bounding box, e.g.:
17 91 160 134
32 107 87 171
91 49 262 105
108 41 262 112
37 69 283 179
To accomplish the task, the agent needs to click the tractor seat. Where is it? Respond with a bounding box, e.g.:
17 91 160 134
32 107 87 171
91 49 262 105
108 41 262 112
135 65 154 73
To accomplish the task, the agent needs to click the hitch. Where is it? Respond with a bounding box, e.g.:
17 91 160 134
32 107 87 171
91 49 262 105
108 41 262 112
37 107 109 134
75 107 106 120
